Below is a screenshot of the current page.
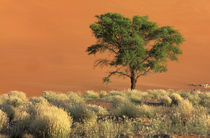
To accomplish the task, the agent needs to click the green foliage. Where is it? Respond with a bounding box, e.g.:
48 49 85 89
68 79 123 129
87 12 184 89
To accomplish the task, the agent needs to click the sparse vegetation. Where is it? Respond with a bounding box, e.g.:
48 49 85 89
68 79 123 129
0 90 209 137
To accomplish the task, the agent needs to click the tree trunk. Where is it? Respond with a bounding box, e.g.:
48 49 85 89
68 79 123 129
130 69 137 90
130 77 137 90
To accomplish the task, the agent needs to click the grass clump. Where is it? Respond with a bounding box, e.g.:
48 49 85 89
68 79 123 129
170 93 183 105
114 101 140 118
0 109 8 133
127 90 143 104
29 97 49 105
99 91 107 98
1 91 28 107
66 92 84 104
160 95 172 106
68 104 97 123
109 95 129 108
87 104 108 116
137 104 156 118
84 90 99 100
30 104 72 138
9 106 31 137
42 91 69 102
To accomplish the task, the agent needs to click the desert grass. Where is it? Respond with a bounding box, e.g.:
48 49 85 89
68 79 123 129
0 90 209 137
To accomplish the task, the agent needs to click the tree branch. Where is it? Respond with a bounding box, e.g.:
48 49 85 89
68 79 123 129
136 67 151 79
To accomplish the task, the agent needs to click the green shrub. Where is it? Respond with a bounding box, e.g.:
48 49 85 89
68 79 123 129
0 109 8 133
170 93 183 105
188 95 201 105
53 101 97 123
1 91 28 107
30 104 72 138
68 104 97 123
42 91 69 102
0 104 16 121
147 90 161 99
199 92 210 111
179 91 191 99
114 102 140 118
9 107 31 137
148 89 167 98
109 91 126 97
176 99 194 119
99 91 107 98
160 95 172 106
110 95 129 108
184 106 209 135
137 105 156 118
127 90 143 104
29 97 49 105
84 90 99 100
87 104 108 116
66 92 84 104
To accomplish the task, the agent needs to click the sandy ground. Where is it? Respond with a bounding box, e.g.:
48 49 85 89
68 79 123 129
0 0 209 96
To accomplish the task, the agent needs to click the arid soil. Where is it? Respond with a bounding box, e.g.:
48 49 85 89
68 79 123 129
0 0 209 96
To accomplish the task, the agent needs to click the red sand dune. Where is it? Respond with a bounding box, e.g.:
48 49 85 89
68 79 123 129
0 0 209 96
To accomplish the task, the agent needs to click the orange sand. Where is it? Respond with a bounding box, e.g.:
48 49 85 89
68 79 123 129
0 0 209 96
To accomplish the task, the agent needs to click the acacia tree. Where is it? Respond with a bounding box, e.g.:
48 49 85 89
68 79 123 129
87 13 184 90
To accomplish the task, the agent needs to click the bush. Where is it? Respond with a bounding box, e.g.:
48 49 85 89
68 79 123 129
114 102 140 118
176 99 194 119
68 104 97 123
42 91 69 102
29 97 49 105
148 89 167 98
179 91 191 99
170 93 183 105
66 92 84 104
160 95 172 106
127 90 143 104
138 105 156 118
109 90 127 97
0 109 8 133
0 104 16 121
30 104 72 138
9 107 31 137
87 104 108 116
53 101 97 123
99 91 107 98
84 90 99 100
1 91 28 107
110 95 129 108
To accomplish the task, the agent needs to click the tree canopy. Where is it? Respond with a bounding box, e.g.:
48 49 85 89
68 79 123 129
87 12 184 89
